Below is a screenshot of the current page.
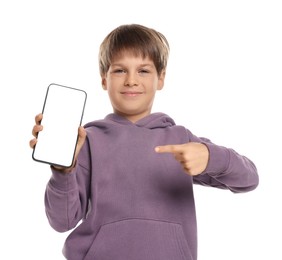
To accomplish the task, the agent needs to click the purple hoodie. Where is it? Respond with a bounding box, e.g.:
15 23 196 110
45 113 258 260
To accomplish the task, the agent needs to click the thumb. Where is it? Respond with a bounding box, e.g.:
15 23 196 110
77 126 86 148
74 126 86 157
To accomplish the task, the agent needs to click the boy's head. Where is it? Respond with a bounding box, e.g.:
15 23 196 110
99 24 170 77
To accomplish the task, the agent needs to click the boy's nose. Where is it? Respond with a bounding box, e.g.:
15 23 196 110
124 74 138 87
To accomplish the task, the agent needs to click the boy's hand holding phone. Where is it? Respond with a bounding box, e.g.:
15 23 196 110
30 83 87 170
30 113 87 173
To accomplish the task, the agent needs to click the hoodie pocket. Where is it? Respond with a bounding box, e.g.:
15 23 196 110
84 218 193 260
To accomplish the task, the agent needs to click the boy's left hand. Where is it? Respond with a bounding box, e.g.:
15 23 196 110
155 142 209 176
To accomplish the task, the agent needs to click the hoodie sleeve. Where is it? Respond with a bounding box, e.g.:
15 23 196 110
44 139 91 232
191 135 259 193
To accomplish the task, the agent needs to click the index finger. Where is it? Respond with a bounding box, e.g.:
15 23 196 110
155 144 183 154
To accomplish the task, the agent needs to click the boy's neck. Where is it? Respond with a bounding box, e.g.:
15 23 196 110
114 111 151 123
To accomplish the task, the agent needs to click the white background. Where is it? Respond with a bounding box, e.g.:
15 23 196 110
1 1 281 259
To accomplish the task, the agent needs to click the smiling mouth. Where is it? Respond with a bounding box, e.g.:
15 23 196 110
121 91 143 97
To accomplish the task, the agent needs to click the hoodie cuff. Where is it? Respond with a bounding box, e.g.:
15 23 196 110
202 143 230 176
49 165 78 192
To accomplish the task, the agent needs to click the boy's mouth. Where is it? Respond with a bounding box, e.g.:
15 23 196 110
121 91 143 97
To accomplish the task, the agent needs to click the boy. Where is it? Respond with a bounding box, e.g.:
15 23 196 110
30 24 259 260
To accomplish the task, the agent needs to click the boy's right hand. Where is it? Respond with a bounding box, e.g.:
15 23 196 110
29 113 87 173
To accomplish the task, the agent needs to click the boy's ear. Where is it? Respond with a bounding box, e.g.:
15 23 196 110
101 77 107 90
157 70 166 90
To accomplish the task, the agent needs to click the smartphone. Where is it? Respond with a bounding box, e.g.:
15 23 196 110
32 83 87 167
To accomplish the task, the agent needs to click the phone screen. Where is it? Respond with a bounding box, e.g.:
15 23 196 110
32 83 87 167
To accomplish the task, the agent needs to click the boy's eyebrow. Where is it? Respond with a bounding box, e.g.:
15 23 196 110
111 62 155 67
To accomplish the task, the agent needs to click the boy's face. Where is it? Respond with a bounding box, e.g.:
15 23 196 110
101 51 165 123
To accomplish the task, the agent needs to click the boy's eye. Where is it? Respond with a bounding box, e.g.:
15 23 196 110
139 69 149 74
113 69 126 74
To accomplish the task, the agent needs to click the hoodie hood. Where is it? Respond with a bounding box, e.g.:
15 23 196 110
84 113 175 130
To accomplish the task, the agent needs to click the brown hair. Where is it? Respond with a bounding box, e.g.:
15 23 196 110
99 24 170 77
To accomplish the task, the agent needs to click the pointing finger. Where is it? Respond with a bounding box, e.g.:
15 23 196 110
155 144 183 154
